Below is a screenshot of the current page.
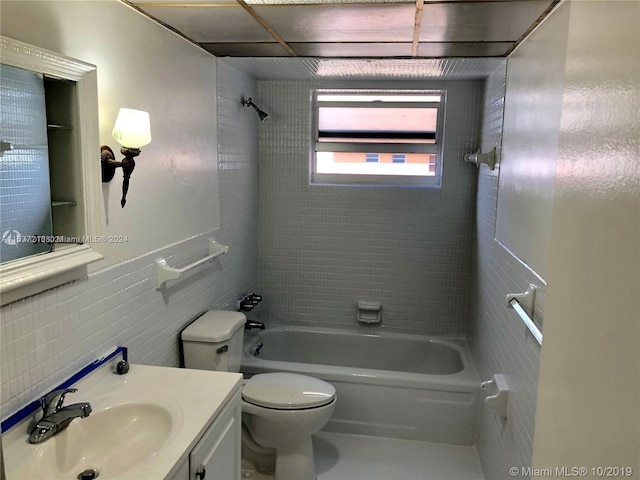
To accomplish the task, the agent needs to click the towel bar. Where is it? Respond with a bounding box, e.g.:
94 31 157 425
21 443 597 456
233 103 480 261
506 284 543 345
156 239 228 289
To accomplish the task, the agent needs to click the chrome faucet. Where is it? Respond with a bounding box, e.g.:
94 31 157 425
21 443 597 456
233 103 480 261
29 388 92 444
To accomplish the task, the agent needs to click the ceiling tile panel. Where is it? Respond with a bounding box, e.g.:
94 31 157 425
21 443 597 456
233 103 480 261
420 1 554 42
139 5 273 42
202 42 292 56
245 0 413 3
254 4 417 42
134 1 558 59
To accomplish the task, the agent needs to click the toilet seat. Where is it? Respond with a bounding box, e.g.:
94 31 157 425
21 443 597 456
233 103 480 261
242 373 336 410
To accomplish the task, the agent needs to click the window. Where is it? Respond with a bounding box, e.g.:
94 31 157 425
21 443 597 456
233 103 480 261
311 89 445 187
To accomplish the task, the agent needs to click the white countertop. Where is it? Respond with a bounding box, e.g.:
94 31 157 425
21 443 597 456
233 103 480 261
4 359 243 479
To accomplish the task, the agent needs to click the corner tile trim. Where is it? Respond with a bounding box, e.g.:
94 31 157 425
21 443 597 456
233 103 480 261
1 346 127 433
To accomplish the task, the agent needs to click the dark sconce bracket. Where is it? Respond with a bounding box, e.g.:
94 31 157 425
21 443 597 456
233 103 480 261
101 145 140 208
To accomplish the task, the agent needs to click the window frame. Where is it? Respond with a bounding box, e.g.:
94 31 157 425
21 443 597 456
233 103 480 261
310 88 446 187
0 35 104 305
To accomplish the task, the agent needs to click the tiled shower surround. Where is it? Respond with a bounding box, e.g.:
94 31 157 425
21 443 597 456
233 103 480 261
0 63 259 419
469 67 545 478
255 80 483 337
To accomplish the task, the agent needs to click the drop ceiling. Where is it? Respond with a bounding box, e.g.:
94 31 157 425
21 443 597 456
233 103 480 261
131 0 559 59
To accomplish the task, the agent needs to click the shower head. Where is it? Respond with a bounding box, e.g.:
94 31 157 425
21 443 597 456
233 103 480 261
242 97 269 122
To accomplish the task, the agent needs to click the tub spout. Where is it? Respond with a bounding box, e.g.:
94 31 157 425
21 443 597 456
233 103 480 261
245 320 265 330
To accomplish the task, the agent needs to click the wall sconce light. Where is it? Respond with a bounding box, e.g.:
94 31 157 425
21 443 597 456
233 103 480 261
100 108 151 208
242 97 269 121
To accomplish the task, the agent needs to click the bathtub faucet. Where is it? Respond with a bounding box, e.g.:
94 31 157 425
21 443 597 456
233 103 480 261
238 293 263 312
245 320 265 330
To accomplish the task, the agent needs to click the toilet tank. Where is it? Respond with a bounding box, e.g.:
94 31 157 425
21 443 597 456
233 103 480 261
181 311 246 372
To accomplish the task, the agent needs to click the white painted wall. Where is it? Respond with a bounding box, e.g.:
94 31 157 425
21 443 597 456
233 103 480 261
0 0 220 269
0 2 259 431
533 1 640 472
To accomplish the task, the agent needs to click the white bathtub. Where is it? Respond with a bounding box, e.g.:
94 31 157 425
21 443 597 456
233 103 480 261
241 326 480 445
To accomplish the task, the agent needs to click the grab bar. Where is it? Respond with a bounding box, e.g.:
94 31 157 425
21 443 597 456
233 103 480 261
506 284 543 346
156 238 228 289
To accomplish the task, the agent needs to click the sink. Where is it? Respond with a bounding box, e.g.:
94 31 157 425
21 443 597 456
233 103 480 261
8 402 173 479
4 362 242 480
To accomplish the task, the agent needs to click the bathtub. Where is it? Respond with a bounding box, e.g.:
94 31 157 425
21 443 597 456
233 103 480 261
241 326 480 445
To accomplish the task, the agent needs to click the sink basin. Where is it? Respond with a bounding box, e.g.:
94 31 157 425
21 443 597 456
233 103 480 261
4 362 242 480
9 402 173 479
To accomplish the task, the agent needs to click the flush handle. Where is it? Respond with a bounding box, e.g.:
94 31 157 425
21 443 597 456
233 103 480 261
216 345 228 354
195 465 206 479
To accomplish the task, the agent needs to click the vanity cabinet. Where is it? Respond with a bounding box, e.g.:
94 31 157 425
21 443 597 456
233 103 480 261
170 388 242 480
191 390 242 480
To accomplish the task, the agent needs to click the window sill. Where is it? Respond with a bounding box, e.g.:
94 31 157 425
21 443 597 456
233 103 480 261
310 173 442 188
0 245 103 306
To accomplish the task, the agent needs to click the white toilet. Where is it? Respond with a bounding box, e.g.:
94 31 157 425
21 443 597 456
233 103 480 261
181 311 336 480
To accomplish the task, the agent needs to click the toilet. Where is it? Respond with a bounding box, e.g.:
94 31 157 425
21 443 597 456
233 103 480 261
181 311 336 480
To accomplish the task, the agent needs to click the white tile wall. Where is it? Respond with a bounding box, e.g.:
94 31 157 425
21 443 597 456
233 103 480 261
0 64 52 263
0 62 259 421
255 79 483 337
469 63 545 479
222 57 506 81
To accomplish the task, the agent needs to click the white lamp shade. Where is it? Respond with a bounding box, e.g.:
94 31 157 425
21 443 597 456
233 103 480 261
112 108 152 148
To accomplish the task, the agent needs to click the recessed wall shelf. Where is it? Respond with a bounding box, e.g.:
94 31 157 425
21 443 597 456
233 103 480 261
51 201 77 207
0 143 47 152
156 238 228 289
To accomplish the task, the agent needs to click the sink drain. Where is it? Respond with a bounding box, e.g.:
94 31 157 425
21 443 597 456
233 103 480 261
77 468 100 480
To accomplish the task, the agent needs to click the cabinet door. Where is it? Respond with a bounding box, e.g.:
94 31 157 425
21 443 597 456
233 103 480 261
190 393 241 480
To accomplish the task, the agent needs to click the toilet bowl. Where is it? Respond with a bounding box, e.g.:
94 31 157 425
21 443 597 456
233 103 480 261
181 311 337 480
242 373 336 480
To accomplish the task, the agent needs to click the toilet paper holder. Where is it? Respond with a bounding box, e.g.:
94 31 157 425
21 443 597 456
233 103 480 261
481 374 510 419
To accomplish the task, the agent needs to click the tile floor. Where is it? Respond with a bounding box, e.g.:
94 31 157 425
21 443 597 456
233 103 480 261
242 431 485 480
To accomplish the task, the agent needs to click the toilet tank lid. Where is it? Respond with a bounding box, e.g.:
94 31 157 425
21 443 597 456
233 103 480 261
181 311 246 342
